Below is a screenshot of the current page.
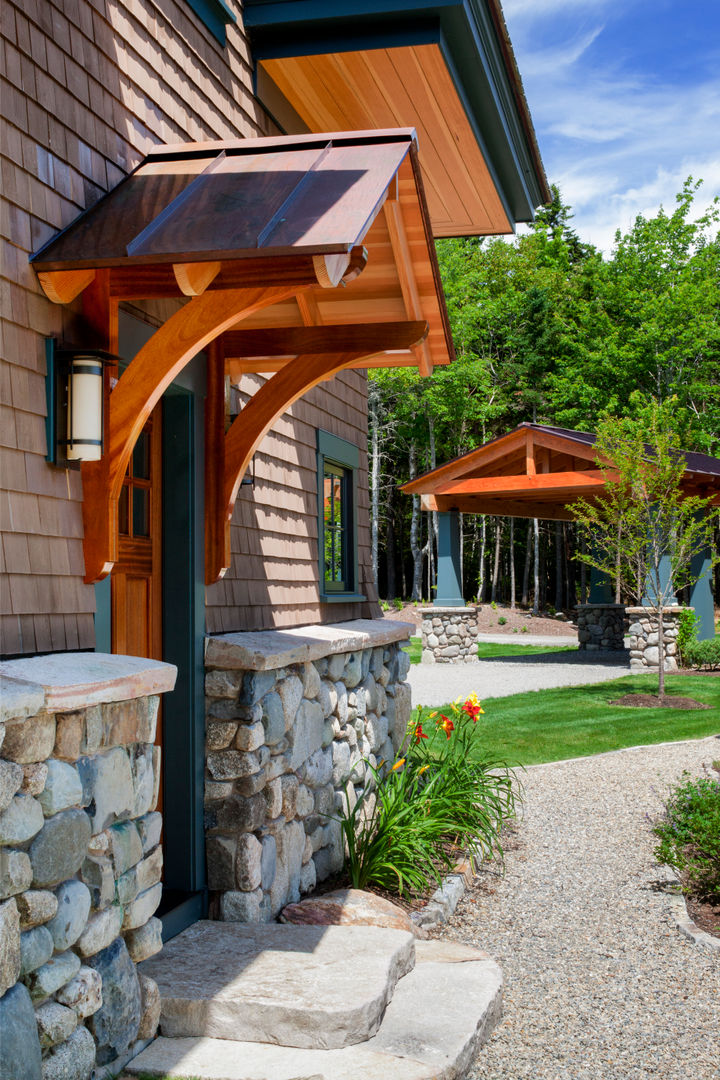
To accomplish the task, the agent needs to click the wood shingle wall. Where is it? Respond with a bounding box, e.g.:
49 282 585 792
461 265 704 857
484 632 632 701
1 0 378 654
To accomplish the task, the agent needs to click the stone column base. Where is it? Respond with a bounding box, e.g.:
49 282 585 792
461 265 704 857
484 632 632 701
576 604 626 650
626 606 681 671
419 607 479 663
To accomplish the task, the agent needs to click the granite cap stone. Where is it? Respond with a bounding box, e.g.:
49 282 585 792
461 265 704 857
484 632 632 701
206 620 413 671
0 654 177 713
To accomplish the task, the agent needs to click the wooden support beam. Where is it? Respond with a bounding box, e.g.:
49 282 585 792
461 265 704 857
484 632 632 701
80 284 301 583
226 350 424 378
173 261 221 296
204 339 227 591
37 268 96 304
223 322 427 359
212 319 428 583
525 430 536 476
422 494 576 521
383 200 433 377
531 429 600 464
296 291 322 326
402 428 529 494
438 470 613 498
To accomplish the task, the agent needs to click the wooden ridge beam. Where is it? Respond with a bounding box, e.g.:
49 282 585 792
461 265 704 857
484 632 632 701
81 284 301 583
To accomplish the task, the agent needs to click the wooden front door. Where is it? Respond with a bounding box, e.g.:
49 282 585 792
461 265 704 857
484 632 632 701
112 406 163 813
112 407 162 659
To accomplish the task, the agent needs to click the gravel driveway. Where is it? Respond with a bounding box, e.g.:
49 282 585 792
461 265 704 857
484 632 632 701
409 648 632 707
439 737 720 1080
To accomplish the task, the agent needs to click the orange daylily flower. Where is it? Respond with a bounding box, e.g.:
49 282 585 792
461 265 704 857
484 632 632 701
391 758 406 771
414 723 428 742
438 714 454 738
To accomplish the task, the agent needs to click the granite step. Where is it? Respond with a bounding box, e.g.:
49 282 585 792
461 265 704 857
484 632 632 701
138 921 416 1049
127 940 503 1080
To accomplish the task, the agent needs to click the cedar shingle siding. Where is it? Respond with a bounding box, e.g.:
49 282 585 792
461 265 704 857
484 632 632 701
1 0 378 654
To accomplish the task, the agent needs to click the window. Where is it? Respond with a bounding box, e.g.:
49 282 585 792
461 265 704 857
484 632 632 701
317 430 364 601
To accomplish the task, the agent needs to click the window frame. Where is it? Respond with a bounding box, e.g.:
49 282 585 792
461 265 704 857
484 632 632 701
317 429 364 603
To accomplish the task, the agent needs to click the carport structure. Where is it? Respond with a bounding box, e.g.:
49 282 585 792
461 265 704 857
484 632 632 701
402 423 720 639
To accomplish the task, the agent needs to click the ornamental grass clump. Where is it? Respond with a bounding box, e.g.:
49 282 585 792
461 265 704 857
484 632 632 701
336 694 521 897
653 768 720 901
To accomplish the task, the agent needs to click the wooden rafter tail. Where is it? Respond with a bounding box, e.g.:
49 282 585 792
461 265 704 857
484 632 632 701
173 261 221 296
383 200 433 376
37 268 96 304
81 284 303 583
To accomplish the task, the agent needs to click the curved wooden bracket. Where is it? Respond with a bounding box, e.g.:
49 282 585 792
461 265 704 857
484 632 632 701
81 284 300 583
206 319 429 583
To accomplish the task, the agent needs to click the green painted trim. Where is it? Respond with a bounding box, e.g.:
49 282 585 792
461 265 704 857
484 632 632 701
160 890 207 942
184 0 237 45
317 429 361 599
44 338 56 464
94 577 111 653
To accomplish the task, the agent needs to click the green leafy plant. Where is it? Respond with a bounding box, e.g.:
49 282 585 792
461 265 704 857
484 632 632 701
393 597 404 611
497 616 507 626
334 696 520 896
677 607 700 665
520 625 528 633
380 600 390 612
682 638 720 671
546 605 556 617
490 601 498 611
653 769 720 900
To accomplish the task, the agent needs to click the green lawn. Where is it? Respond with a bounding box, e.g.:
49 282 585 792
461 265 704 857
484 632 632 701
404 636 576 664
414 674 720 767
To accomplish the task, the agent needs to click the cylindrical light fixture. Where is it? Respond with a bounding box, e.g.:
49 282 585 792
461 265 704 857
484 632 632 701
66 353 104 461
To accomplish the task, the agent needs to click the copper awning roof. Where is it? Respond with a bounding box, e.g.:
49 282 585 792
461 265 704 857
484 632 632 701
402 424 720 520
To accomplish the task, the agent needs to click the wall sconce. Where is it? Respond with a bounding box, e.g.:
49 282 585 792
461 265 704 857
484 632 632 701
45 339 115 466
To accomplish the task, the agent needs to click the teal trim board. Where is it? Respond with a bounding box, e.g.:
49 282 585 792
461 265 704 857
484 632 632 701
244 0 547 223
435 510 465 606
184 0 236 45
317 429 363 602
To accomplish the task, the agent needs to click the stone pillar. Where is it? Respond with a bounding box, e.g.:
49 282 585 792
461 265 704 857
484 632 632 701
419 607 479 663
203 620 412 923
435 511 464 607
626 606 682 671
0 653 176 1079
690 539 715 641
576 604 626 650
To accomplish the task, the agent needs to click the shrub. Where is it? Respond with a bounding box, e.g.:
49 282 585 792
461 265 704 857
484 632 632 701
497 616 507 626
380 600 390 612
653 769 720 900
490 600 498 611
334 696 521 896
682 637 720 670
520 625 528 633
393 597 404 611
677 607 700 665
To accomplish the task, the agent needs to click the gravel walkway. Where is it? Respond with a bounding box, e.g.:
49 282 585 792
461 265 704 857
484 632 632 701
439 737 720 1080
409 650 631 707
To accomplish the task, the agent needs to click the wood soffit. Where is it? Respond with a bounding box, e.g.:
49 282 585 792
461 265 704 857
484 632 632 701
404 424 720 521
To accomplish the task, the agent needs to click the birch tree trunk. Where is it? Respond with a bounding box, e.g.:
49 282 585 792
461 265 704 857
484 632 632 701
428 415 438 594
532 518 540 614
509 517 516 609
409 442 423 601
522 519 532 606
386 484 396 600
491 518 502 603
554 522 563 610
478 516 487 601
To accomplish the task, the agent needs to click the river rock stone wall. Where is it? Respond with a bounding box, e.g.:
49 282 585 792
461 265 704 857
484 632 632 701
626 606 682 671
420 607 479 663
203 622 412 922
576 604 626 651
0 655 176 1080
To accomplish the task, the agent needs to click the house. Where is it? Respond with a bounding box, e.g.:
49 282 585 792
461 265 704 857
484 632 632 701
0 1 548 1075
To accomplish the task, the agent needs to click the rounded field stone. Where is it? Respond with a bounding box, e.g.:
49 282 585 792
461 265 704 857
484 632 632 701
86 936 142 1065
37 760 83 817
0 795 44 845
19 924 54 976
29 809 92 887
0 982 42 1080
47 880 92 950
40 1024 95 1080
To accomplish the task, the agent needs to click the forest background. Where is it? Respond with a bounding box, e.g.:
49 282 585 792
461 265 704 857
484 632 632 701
369 179 720 611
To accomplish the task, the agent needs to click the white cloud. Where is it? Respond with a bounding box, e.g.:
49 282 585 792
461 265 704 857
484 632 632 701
520 26 605 77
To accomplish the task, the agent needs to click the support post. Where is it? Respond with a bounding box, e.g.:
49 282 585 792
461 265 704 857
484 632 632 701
690 539 714 640
435 510 464 607
588 564 613 604
642 551 678 607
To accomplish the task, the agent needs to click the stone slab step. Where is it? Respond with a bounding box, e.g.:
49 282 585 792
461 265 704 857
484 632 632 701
139 921 415 1049
127 940 503 1080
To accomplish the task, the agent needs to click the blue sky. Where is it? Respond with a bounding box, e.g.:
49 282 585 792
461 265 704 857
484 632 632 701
503 0 720 252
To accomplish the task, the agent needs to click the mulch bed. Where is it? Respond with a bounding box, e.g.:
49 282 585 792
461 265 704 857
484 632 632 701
610 693 710 709
686 894 720 938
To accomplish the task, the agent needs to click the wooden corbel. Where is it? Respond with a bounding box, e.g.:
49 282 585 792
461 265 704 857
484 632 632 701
80 284 300 583
205 320 428 583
